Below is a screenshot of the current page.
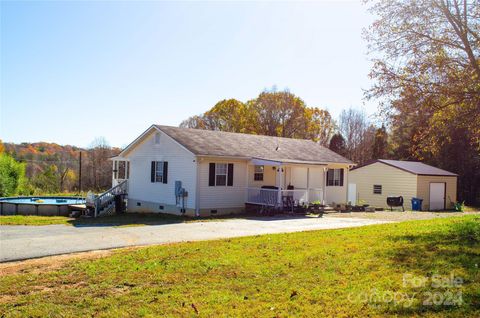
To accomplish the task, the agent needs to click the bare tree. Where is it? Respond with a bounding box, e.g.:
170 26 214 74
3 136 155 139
87 137 113 191
338 108 376 164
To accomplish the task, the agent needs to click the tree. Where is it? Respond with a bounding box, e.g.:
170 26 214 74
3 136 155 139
0 153 26 196
338 108 375 164
365 0 480 147
372 124 388 159
305 108 336 146
248 89 310 138
180 89 336 144
204 99 251 133
179 115 209 130
87 137 114 191
31 165 59 194
329 133 347 157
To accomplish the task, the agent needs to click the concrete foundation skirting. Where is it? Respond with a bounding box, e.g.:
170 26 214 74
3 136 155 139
126 199 245 217
127 199 195 216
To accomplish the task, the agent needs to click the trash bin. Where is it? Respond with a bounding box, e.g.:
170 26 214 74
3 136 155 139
411 198 423 211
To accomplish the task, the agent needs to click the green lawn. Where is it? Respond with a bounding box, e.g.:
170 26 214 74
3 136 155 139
1 216 479 317
0 215 74 226
0 213 233 227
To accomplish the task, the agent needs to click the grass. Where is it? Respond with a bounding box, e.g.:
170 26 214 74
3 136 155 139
0 215 74 226
1 216 479 317
0 213 235 227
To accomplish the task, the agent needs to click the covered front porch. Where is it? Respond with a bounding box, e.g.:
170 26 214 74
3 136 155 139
245 158 328 211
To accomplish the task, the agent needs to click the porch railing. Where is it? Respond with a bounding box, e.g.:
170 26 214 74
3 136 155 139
245 187 324 207
246 188 278 206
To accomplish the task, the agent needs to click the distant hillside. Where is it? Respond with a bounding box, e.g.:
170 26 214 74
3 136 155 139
4 142 121 194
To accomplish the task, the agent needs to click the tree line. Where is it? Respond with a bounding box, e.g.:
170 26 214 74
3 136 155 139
181 89 390 164
0 138 119 196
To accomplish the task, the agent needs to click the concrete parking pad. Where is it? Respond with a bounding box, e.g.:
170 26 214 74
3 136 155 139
0 216 388 262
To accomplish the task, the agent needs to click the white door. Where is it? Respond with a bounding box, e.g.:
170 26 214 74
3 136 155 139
429 183 445 210
348 183 357 205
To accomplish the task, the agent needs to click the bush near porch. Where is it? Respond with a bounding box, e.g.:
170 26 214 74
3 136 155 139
1 216 479 317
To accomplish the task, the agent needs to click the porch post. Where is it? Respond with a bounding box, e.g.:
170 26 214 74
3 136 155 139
306 167 310 203
323 167 328 205
277 165 283 207
245 163 249 202
112 160 116 186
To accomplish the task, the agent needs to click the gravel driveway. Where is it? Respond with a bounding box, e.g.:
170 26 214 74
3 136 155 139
0 216 388 262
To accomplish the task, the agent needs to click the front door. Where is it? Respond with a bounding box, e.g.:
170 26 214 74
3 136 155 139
348 183 357 205
429 183 445 210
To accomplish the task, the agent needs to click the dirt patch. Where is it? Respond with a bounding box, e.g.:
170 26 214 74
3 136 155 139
0 249 114 276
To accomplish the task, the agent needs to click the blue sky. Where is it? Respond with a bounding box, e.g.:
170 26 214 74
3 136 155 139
1 1 375 148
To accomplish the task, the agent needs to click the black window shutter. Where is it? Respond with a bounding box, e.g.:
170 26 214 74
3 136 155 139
340 168 344 186
209 163 215 186
163 161 168 184
326 169 332 187
151 161 155 183
227 163 234 186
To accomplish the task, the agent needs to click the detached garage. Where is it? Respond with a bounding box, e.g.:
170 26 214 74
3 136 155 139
348 160 457 211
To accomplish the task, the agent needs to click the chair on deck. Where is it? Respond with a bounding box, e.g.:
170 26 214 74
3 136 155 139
282 184 295 213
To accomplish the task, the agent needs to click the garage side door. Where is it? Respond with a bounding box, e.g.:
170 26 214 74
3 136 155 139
429 183 445 210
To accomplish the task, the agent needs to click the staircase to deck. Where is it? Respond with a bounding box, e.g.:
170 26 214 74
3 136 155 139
91 180 128 217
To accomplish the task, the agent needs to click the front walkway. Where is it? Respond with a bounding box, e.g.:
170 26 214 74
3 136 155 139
0 216 388 262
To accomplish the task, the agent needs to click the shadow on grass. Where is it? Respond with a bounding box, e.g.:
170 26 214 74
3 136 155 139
68 213 189 227
382 217 480 316
67 212 321 227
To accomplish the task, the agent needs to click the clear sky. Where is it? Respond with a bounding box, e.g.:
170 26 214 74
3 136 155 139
1 1 375 148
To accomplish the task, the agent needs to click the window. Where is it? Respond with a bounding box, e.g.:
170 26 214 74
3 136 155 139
373 185 382 194
254 165 264 181
151 161 168 184
209 163 234 186
215 163 228 186
327 168 344 186
155 161 164 182
154 132 161 144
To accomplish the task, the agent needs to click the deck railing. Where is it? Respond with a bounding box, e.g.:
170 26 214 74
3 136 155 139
245 187 323 208
94 180 128 217
246 188 279 206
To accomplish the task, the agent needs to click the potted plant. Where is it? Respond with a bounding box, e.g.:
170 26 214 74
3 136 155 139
454 201 465 212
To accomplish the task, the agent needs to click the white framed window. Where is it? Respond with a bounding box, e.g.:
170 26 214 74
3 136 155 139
155 161 164 182
154 132 161 145
215 163 228 186
254 165 264 181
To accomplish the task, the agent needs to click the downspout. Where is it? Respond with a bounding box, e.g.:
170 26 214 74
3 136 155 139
195 157 201 217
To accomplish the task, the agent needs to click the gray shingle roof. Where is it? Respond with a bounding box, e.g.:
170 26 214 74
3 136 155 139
376 159 457 176
155 125 353 164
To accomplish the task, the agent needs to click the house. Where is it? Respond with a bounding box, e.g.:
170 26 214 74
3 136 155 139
110 125 354 217
348 159 457 210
